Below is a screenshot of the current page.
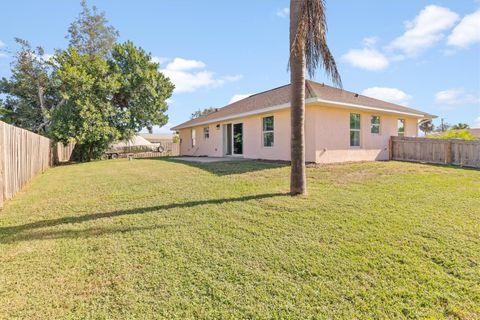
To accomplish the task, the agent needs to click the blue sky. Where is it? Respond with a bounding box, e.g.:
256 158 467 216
1 0 479 132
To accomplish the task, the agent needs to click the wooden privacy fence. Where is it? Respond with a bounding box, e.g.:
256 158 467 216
0 121 52 208
54 142 76 163
390 136 480 168
0 120 179 208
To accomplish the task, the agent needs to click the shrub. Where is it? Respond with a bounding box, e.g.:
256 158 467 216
427 130 478 140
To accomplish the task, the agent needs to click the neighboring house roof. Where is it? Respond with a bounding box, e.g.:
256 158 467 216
140 133 173 142
468 128 480 137
172 80 436 130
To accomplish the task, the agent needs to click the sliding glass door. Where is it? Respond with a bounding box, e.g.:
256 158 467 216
233 123 243 155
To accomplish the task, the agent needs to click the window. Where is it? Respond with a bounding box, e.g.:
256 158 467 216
398 119 405 136
203 127 210 139
262 116 274 147
191 128 196 147
371 116 380 134
350 113 361 147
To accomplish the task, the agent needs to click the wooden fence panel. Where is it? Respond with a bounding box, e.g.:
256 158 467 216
54 142 76 163
160 142 180 156
452 140 480 168
0 121 51 209
391 136 480 168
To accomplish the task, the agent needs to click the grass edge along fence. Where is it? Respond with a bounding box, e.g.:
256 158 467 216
0 120 176 209
390 136 480 168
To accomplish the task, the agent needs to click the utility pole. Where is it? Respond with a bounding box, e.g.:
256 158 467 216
441 118 445 132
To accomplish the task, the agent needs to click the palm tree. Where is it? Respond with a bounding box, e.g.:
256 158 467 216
451 123 470 130
289 0 341 195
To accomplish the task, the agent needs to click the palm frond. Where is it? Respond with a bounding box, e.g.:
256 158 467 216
291 0 342 88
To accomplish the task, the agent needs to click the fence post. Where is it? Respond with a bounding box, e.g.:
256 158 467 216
388 137 393 160
445 139 453 165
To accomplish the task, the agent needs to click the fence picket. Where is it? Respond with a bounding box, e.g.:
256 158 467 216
391 136 480 168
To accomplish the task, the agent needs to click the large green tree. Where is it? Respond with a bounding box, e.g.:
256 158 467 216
48 48 121 161
109 41 174 138
67 0 119 57
48 44 174 162
0 38 61 134
289 0 341 195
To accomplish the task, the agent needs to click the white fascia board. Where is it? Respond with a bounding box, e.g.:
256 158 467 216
172 98 428 130
311 98 427 118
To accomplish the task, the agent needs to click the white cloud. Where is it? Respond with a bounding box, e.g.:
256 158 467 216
389 5 459 56
229 94 251 104
276 7 289 18
159 58 241 93
342 48 389 71
0 40 5 47
164 58 205 71
362 36 379 47
151 56 169 65
361 87 412 105
435 88 480 106
447 9 480 48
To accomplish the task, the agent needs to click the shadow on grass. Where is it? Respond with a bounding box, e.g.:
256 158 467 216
1 224 180 243
0 192 286 243
140 157 289 176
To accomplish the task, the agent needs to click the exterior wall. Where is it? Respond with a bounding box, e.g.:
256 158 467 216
179 123 223 157
313 105 418 163
177 103 420 164
178 109 293 160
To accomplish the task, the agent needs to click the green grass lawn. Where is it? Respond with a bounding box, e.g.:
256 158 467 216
0 159 479 319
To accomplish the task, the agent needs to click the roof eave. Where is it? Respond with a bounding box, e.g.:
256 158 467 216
172 98 431 130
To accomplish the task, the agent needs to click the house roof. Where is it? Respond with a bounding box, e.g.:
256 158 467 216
172 80 436 130
468 128 480 137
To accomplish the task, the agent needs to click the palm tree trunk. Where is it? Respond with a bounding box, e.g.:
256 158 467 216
290 0 307 195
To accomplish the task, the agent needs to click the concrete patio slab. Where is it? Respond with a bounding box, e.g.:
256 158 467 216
172 157 246 163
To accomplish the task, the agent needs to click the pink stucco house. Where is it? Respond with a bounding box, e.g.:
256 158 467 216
172 80 435 163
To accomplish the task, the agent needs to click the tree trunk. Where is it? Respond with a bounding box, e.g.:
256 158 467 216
289 0 307 195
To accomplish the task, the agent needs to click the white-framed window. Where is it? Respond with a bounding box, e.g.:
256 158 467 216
350 113 361 147
191 128 196 147
203 127 210 139
262 116 274 147
398 119 405 136
371 115 380 134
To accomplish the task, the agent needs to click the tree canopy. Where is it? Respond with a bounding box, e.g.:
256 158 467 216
0 38 56 134
191 107 217 119
67 0 119 57
0 1 174 162
427 130 477 141
48 48 121 161
110 41 174 138
452 123 470 130
419 120 434 135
